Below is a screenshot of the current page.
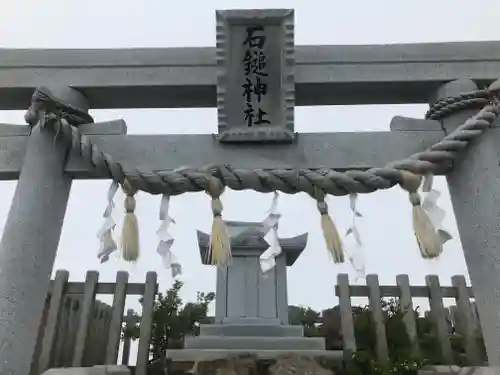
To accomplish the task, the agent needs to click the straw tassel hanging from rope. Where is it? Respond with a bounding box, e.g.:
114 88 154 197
313 189 345 263
400 171 442 259
121 179 140 262
206 177 231 267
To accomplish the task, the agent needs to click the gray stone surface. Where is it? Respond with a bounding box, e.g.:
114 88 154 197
0 129 444 180
190 221 324 352
197 221 307 266
1 41 500 109
0 119 127 180
0 122 74 375
200 323 304 337
390 116 441 131
166 349 343 362
184 336 325 350
433 79 500 365
221 317 283 325
0 117 125 374
197 221 307 324
418 365 462 375
269 353 334 375
43 365 131 375
215 9 295 142
419 366 500 375
458 368 500 375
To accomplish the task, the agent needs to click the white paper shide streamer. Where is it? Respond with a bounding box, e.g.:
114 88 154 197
344 193 366 280
157 195 182 277
97 181 119 263
422 189 452 246
260 192 282 273
421 175 452 246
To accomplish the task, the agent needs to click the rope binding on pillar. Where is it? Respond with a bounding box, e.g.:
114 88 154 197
25 81 500 268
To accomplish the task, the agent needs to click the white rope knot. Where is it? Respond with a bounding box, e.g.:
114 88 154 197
211 198 223 217
399 171 422 194
120 179 140 262
313 189 345 264
316 200 328 215
124 196 136 213
207 176 224 196
206 177 231 267
207 177 224 217
409 192 421 206
122 179 137 196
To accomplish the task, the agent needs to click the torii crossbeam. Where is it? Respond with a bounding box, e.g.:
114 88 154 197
1 40 499 108
1 9 500 375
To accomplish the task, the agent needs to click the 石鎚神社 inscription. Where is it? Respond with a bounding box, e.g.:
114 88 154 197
216 9 295 143
242 25 271 128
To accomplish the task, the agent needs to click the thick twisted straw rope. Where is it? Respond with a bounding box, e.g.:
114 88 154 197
35 94 500 197
425 88 491 120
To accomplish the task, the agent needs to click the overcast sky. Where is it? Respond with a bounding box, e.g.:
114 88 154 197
0 0 497 328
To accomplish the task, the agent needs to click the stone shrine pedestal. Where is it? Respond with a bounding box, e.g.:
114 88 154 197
184 221 325 351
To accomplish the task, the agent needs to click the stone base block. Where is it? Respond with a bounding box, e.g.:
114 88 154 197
184 336 325 350
419 366 498 375
221 318 282 325
43 365 130 375
166 348 343 363
418 365 462 375
200 323 304 337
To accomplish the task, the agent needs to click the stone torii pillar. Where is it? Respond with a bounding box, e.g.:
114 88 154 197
433 79 500 365
391 79 500 365
0 87 126 375
184 221 325 351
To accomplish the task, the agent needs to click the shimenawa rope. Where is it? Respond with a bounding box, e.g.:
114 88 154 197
27 82 500 265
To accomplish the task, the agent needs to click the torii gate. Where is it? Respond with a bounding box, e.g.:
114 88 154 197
0 8 500 374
